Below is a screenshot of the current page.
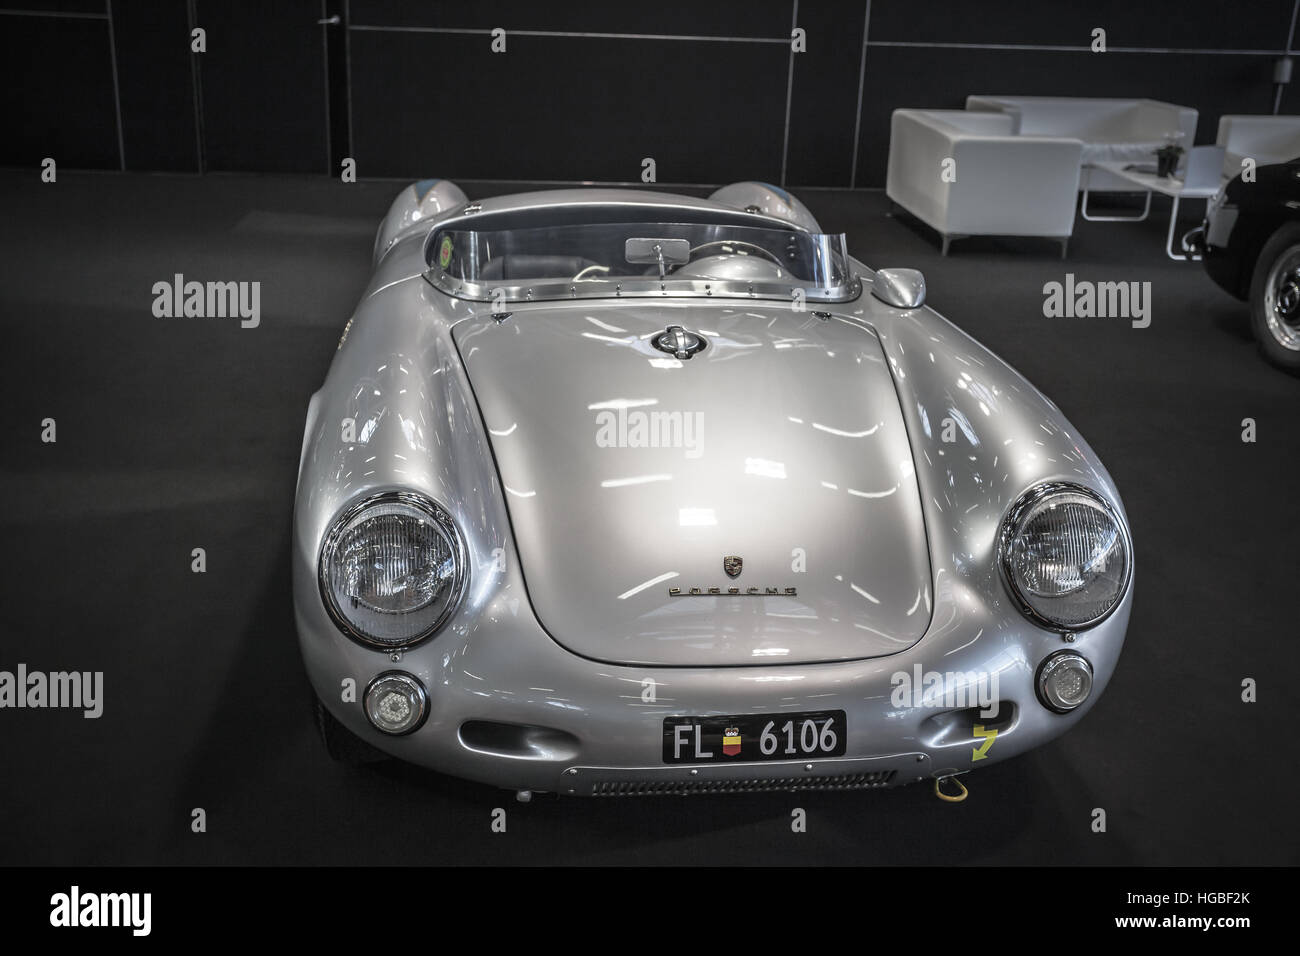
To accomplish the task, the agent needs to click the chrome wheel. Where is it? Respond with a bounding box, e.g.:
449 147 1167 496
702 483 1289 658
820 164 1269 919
1263 247 1300 351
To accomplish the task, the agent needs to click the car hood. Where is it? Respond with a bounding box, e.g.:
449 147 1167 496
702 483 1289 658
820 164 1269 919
452 302 932 666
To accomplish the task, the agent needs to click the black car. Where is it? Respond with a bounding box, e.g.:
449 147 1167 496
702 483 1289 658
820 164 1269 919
1195 157 1300 371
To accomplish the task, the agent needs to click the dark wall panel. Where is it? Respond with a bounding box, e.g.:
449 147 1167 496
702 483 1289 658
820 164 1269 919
349 31 790 183
6 0 105 12
3 1 1298 186
114 0 199 172
785 1 867 187
349 0 792 37
0 10 119 169
870 0 1295 50
195 0 328 173
1282 74 1300 114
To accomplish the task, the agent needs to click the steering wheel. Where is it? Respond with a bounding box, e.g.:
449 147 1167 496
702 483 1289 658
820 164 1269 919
571 264 611 282
679 240 784 269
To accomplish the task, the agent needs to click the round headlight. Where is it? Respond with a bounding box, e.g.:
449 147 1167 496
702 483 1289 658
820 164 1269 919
364 672 428 734
1037 652 1094 712
1000 483 1130 630
319 491 466 648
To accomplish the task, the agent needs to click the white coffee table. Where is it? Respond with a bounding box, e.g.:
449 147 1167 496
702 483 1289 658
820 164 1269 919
1080 160 1221 260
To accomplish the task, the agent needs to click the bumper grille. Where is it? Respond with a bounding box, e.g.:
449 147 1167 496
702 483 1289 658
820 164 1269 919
590 770 896 797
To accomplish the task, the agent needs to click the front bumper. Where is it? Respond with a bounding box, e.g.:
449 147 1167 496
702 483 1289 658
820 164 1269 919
1201 200 1249 299
296 554 1132 795
561 755 925 797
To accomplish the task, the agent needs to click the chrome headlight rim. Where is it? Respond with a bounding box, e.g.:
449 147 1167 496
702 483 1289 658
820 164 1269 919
998 481 1132 632
317 489 468 650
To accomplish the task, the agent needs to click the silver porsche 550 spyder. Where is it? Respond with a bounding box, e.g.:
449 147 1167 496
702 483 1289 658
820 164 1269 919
293 179 1133 799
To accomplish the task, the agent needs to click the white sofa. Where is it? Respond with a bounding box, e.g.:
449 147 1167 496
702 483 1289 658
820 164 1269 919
886 109 1082 255
966 95 1198 191
1216 115 1300 179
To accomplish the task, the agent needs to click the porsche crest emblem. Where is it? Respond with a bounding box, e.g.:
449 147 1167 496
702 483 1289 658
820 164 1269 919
723 555 743 578
722 727 742 757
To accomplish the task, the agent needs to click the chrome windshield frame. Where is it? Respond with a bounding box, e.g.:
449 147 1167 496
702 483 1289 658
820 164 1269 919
420 211 861 304
422 271 863 304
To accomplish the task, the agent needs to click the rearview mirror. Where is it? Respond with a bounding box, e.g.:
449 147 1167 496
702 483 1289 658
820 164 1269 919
625 238 691 277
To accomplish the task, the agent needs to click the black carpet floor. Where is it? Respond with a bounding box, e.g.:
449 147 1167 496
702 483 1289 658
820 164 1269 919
0 170 1295 866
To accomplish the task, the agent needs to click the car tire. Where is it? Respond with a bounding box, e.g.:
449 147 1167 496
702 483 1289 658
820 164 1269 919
1248 223 1300 372
314 696 389 765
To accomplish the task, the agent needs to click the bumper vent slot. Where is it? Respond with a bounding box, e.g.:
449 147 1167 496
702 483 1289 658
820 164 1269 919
590 770 896 797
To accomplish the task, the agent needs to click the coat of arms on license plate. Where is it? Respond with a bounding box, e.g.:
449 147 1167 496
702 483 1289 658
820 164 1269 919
722 726 742 756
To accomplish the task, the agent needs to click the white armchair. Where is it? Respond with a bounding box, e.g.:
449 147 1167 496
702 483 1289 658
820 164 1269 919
886 109 1083 256
1216 115 1300 179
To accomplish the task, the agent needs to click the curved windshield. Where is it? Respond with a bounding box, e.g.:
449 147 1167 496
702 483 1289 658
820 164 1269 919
425 220 857 303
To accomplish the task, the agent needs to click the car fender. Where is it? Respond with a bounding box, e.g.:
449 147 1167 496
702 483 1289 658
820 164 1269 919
372 179 469 267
